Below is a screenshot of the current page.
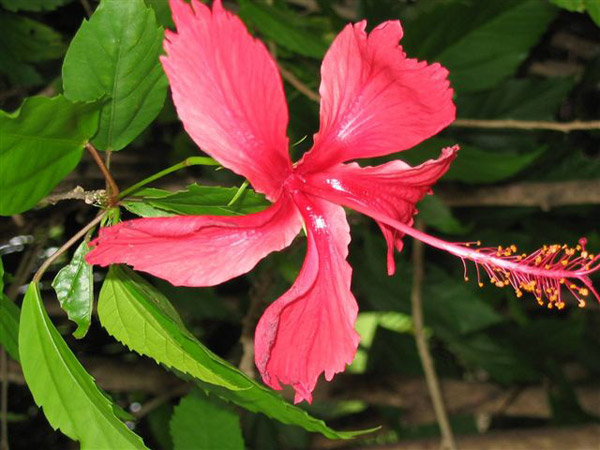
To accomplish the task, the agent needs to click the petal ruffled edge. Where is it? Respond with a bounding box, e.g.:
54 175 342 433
254 193 359 403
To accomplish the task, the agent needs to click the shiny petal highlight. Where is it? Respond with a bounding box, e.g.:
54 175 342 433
303 146 458 274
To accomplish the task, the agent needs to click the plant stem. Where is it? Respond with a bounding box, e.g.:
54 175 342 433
118 156 219 199
86 143 120 202
452 118 600 132
32 213 106 283
227 180 250 206
411 220 457 450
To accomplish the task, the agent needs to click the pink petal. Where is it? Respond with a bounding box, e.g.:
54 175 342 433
162 0 291 200
303 146 458 275
254 193 359 403
86 195 302 287
299 20 455 171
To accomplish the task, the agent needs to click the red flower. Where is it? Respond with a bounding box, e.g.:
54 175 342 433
87 0 599 403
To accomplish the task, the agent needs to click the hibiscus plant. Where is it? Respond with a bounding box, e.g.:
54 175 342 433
0 0 599 449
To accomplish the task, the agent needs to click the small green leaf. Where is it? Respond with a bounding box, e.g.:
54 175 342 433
170 390 244 450
0 258 20 361
0 95 99 215
402 0 557 93
63 0 168 151
19 283 148 449
416 195 467 235
130 184 270 217
0 295 20 362
402 138 546 184
550 0 600 25
238 0 329 58
0 0 73 12
145 0 175 28
51 241 94 339
99 266 375 439
0 12 65 85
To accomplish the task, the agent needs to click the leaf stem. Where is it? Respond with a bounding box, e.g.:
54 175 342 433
227 180 250 206
118 156 220 199
86 143 120 203
32 213 106 283
411 220 457 450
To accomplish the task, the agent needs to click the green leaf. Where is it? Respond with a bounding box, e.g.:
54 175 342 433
457 78 575 120
0 295 20 362
145 0 175 28
99 266 374 439
238 0 328 59
130 184 270 216
402 0 557 93
416 195 467 235
0 0 73 12
0 257 20 361
62 0 168 151
99 266 250 391
0 96 99 216
51 241 94 339
170 390 244 450
550 0 600 25
19 283 148 449
401 138 546 184
0 12 65 85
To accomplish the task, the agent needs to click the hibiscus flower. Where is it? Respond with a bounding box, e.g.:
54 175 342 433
87 0 599 403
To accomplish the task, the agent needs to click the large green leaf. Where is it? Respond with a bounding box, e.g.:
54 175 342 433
238 0 328 58
98 266 374 439
99 266 249 391
402 0 557 93
170 390 244 450
401 138 546 184
62 0 168 151
51 241 94 339
0 258 20 361
126 184 270 217
457 78 575 120
0 12 65 85
0 96 99 216
0 0 73 12
19 283 147 449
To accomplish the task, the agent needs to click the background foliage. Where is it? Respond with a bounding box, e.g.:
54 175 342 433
0 0 599 448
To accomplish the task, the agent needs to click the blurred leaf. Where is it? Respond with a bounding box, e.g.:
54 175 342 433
442 330 539 384
99 266 374 439
19 283 147 449
238 0 328 58
424 266 504 335
0 96 99 215
147 404 174 450
62 0 168 151
513 316 585 360
99 266 248 391
170 390 244 450
51 241 93 339
550 0 600 25
136 184 270 216
402 138 546 184
0 257 20 361
416 195 468 234
457 78 575 120
402 0 557 93
0 0 73 11
0 12 65 85
145 0 175 28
